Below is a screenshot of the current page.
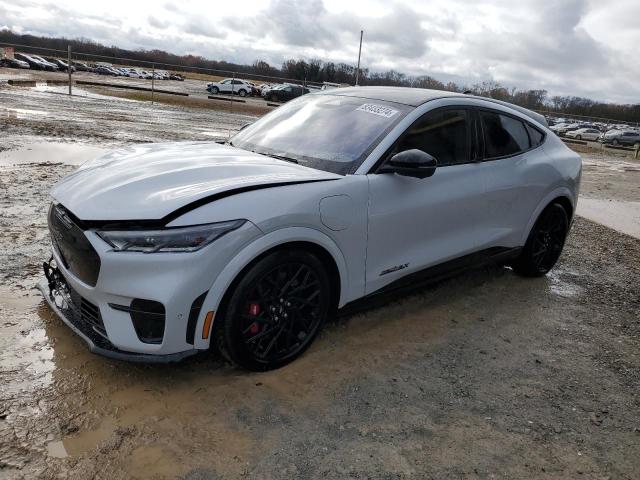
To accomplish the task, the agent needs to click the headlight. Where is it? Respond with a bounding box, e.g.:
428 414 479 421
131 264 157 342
96 220 246 253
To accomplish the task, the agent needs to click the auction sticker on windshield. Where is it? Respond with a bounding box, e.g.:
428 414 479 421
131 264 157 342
356 104 399 118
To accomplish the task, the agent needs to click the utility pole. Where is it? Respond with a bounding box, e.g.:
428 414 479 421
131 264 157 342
355 30 363 86
151 63 155 104
67 45 72 95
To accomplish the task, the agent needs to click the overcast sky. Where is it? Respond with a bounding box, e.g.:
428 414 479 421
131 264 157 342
1 0 638 103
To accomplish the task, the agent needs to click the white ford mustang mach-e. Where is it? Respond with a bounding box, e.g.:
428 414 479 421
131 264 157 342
40 87 581 370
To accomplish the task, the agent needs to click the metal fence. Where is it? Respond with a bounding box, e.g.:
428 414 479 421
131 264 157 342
2 41 639 128
0 41 325 106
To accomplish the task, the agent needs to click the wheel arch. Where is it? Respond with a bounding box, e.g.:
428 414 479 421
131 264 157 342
193 227 348 350
521 188 576 246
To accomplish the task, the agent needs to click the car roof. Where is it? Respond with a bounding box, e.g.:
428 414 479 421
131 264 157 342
315 86 548 127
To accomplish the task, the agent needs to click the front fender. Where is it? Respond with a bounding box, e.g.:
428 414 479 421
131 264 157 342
193 226 349 350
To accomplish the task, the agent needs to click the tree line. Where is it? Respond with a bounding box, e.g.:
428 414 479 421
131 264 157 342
2 29 638 123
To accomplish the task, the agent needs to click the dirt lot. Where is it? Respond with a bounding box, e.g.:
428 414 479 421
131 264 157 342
1 77 639 480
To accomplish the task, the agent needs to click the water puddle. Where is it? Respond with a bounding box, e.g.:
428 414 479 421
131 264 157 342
3 107 49 120
547 270 584 298
33 84 139 102
47 416 118 458
577 197 640 239
0 142 107 166
199 130 230 139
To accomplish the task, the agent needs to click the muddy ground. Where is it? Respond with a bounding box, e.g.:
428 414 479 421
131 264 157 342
1 79 639 480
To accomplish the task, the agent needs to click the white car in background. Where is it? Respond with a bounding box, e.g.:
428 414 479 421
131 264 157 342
40 87 581 371
565 128 601 141
207 78 252 97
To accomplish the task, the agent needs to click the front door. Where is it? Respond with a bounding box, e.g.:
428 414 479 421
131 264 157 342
365 107 486 294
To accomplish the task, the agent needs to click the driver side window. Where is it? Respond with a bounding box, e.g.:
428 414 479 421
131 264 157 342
395 109 470 167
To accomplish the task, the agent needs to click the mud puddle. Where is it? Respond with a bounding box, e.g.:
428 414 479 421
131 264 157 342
577 197 640 239
0 142 107 166
33 84 140 102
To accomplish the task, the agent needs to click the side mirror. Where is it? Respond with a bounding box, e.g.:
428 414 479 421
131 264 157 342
379 149 438 179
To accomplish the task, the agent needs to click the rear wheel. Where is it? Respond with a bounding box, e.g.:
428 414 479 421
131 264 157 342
512 203 568 277
216 250 331 371
238 89 247 97
612 139 619 146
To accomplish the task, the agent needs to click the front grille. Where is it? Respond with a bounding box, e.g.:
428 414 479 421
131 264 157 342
47 264 108 340
48 203 101 286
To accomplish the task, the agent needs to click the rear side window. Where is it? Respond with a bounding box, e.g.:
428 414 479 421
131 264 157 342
527 124 545 147
481 111 530 158
397 109 469 166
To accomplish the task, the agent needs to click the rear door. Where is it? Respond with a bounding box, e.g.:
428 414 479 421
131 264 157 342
473 109 548 249
365 107 486 294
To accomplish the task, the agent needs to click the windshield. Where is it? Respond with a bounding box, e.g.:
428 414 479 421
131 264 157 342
231 94 411 175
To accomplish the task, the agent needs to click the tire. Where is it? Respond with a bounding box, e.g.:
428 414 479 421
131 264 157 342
612 139 619 146
238 89 247 97
634 142 640 150
576 135 582 140
215 249 332 371
210 86 219 94
512 203 569 277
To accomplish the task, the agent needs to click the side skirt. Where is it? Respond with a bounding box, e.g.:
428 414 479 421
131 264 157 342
339 246 522 317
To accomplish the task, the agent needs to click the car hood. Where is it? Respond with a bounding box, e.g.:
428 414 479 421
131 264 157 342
51 141 340 221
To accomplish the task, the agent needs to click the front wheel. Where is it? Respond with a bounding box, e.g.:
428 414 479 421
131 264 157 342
576 135 582 140
512 203 568 277
215 250 332 371
210 86 219 94
612 139 619 146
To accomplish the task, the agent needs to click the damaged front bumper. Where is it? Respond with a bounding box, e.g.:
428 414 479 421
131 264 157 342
39 259 199 363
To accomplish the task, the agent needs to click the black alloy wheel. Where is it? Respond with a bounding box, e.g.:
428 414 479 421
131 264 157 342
512 203 569 277
216 250 331 371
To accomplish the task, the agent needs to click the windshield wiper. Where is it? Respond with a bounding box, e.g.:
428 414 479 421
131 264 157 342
265 153 299 164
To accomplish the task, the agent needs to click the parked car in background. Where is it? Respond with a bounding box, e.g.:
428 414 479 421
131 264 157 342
207 78 253 97
14 53 56 71
44 57 76 72
72 61 93 72
39 87 580 370
565 128 601 141
601 130 640 147
0 57 30 69
554 123 583 136
30 55 59 71
264 84 310 102
170 73 184 81
259 83 275 96
94 65 118 76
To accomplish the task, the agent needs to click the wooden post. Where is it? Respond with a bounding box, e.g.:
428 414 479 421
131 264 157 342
151 64 155 104
67 45 72 95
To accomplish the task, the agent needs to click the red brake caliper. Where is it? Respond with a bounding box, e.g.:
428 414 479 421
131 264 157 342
248 303 261 334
